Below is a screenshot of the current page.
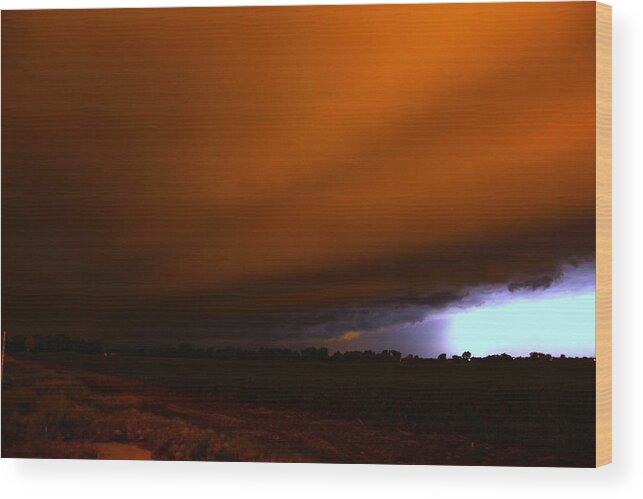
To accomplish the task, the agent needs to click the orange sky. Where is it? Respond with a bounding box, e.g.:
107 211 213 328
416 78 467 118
2 3 597 342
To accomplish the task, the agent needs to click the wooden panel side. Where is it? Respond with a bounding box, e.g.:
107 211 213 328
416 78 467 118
596 1 612 468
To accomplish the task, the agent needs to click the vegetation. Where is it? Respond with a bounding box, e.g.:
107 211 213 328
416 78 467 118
1 335 595 466
7 333 102 355
2 347 595 466
5 335 594 365
1 359 267 462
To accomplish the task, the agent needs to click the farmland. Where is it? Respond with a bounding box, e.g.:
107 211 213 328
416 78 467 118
1 353 595 466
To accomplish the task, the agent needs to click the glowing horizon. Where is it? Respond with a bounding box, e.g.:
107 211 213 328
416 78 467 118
445 290 595 358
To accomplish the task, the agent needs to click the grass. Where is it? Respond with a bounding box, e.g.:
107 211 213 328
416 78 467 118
1 359 271 462
1 353 596 465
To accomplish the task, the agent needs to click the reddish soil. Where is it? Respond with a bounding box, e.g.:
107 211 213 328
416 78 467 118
4 357 577 466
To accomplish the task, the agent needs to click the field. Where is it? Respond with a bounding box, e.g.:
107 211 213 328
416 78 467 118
1 353 595 466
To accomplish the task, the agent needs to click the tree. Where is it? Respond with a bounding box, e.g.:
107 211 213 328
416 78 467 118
462 351 472 361
437 353 447 362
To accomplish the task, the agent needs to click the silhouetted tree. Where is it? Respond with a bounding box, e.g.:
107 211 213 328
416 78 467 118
437 353 447 362
382 350 402 361
462 351 472 361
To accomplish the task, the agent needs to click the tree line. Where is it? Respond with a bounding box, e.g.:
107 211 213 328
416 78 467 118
6 334 102 354
4 334 593 362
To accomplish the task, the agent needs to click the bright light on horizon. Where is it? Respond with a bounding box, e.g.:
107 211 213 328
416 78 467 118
446 291 595 358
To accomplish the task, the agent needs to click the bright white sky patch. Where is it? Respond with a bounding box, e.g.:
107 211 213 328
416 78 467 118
444 262 596 358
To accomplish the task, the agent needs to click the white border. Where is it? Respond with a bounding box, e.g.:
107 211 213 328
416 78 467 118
1 0 642 497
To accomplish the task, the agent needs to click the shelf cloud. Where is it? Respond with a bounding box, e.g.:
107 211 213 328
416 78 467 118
2 4 596 350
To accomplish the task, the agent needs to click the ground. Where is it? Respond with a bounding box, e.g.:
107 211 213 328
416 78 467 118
1 353 595 466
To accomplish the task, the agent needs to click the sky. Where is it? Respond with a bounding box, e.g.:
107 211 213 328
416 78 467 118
2 3 597 355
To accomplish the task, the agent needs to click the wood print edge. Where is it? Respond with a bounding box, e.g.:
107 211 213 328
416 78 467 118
595 0 612 468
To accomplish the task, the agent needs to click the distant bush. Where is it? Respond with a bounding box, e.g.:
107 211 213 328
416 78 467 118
7 334 102 355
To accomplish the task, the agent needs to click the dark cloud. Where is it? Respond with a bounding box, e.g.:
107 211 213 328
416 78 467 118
508 274 561 293
2 4 596 349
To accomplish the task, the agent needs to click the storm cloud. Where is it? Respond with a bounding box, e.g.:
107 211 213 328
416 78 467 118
2 4 597 349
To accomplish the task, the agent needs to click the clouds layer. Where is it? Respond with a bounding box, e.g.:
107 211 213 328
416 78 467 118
2 4 596 346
